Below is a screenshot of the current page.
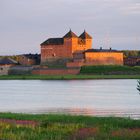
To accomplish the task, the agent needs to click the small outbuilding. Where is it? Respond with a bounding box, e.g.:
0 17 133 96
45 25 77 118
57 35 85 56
124 56 140 66
0 57 18 75
18 54 40 66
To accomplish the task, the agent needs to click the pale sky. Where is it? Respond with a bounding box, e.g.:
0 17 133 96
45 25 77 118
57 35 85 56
0 0 140 55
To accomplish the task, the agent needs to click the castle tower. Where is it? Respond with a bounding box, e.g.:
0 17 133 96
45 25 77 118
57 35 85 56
79 30 92 50
63 30 78 53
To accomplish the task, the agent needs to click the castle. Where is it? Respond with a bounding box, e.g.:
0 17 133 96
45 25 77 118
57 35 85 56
40 30 123 67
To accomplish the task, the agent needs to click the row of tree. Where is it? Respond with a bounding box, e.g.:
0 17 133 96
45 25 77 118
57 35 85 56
123 50 140 57
0 55 19 61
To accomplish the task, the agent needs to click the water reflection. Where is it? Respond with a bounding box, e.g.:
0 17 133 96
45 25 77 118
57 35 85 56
0 80 140 119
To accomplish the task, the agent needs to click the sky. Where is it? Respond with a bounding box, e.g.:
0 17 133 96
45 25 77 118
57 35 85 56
0 0 140 55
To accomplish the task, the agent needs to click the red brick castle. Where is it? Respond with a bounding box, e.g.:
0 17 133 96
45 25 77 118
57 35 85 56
40 30 123 67
41 30 92 63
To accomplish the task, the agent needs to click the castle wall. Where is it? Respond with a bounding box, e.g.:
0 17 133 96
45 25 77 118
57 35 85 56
73 44 88 53
85 39 92 50
41 44 72 63
32 68 80 75
41 38 92 64
63 38 72 47
66 61 84 68
72 39 92 53
40 32 124 67
85 52 124 65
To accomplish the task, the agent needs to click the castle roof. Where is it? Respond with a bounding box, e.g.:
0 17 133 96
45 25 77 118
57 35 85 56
85 49 122 53
79 30 92 39
41 38 63 46
41 30 92 46
0 57 18 65
63 30 78 38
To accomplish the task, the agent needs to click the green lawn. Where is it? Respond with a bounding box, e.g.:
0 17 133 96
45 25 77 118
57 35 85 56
80 65 140 75
0 113 139 140
0 74 140 80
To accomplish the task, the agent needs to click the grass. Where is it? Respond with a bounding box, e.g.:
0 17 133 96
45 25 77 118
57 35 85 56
0 113 139 140
0 65 140 80
80 65 140 75
0 74 140 80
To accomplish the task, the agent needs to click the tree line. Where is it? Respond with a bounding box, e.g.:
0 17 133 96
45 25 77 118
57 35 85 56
123 50 140 57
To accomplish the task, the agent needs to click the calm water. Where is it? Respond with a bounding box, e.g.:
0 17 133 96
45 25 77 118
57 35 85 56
0 80 140 119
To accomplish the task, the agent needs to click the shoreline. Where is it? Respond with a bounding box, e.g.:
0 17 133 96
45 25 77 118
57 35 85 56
0 113 139 139
0 112 139 119
0 108 140 120
0 74 140 80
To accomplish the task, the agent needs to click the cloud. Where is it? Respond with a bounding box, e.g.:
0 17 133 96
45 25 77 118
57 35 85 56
0 0 140 55
120 2 140 15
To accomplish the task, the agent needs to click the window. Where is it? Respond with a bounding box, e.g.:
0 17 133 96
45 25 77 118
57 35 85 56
52 53 56 57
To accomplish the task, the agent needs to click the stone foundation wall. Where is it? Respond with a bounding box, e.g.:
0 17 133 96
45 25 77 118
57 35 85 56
9 66 33 75
41 58 72 67
66 62 84 68
0 66 10 75
32 68 80 75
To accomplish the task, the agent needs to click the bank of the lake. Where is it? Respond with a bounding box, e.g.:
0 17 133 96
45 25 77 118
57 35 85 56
0 113 139 140
0 74 140 80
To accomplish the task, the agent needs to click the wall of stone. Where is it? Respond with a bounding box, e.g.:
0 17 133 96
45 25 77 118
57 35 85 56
32 68 80 75
85 52 124 65
41 38 92 64
8 66 33 75
66 62 84 68
41 58 72 67
71 38 92 53
0 66 11 75
41 44 72 63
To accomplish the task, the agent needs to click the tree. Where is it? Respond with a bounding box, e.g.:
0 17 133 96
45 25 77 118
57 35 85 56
138 51 140 56
137 80 140 94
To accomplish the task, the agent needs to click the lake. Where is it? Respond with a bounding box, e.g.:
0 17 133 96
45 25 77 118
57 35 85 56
0 79 140 119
